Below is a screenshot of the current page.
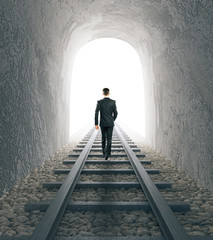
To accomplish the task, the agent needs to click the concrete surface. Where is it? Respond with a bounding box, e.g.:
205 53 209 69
0 0 213 195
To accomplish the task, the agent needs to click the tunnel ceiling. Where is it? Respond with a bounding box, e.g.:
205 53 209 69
62 0 213 120
1 0 213 197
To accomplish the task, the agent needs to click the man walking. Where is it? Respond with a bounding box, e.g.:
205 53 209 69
95 88 118 160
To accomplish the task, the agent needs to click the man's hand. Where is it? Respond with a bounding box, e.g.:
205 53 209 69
95 125 99 130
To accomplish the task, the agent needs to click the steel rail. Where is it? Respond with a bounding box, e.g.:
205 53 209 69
115 123 190 240
30 129 98 240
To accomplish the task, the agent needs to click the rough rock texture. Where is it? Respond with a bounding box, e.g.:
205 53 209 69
0 0 213 196
0 0 71 196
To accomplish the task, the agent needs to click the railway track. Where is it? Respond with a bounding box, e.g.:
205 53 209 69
2 124 213 240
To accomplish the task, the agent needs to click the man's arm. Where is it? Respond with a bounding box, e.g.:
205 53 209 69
113 100 118 121
95 101 100 130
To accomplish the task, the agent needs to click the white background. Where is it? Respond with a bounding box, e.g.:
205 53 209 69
69 38 145 138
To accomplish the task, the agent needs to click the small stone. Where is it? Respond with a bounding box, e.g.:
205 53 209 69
189 231 206 236
16 216 29 223
92 219 106 227
151 230 162 236
0 210 11 215
0 216 10 225
123 214 136 223
57 226 70 234
18 232 31 236
126 229 135 235
92 226 106 233
138 216 149 224
4 230 16 236
80 231 94 236
111 226 121 234
6 213 17 220
16 197 28 203
0 226 10 232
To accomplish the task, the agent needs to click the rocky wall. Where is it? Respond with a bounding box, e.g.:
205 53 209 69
0 0 72 196
0 0 213 196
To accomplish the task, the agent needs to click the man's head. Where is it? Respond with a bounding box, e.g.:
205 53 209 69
103 88 110 96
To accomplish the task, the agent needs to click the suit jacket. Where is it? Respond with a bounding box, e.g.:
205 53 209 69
95 97 118 127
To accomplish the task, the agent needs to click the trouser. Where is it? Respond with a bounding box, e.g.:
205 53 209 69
100 126 114 158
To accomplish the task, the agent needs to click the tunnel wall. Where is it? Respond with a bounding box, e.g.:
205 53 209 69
0 1 71 196
149 1 213 190
0 0 213 196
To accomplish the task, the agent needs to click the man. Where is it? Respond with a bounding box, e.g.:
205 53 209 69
95 88 118 160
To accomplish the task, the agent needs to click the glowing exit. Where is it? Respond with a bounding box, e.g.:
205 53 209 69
69 38 145 138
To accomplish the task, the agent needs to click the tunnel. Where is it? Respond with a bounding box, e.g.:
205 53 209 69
1 0 213 200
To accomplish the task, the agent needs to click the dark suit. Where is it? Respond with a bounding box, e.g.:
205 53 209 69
95 97 118 158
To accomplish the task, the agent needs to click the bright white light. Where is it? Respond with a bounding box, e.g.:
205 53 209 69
69 38 145 138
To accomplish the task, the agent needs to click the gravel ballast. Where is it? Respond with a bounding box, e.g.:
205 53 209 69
0 135 213 237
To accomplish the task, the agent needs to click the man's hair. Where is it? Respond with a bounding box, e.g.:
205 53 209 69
103 88 110 96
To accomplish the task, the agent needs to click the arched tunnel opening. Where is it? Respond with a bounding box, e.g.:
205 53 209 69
69 38 145 139
1 0 213 237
